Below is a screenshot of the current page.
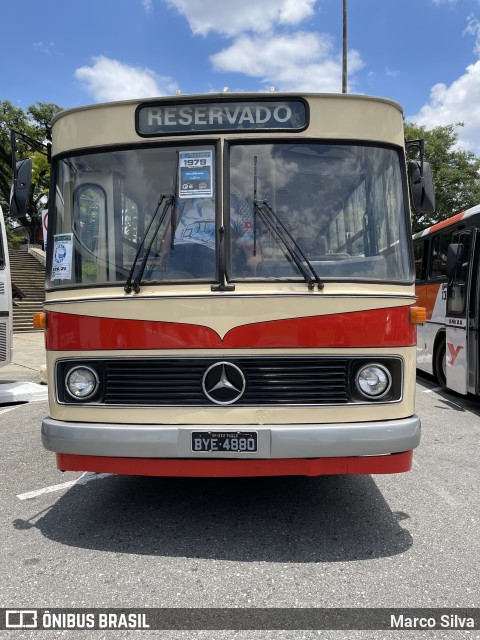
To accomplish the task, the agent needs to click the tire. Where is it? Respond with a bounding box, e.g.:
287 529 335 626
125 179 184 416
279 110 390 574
434 338 447 389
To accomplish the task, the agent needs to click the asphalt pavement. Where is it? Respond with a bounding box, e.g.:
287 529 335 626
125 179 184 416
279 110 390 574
0 331 48 403
1 331 479 638
0 331 46 384
1 381 479 639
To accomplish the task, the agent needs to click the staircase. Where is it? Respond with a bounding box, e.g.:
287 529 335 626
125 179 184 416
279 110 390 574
9 246 46 332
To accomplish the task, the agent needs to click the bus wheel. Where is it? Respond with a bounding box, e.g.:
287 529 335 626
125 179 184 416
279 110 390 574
434 339 447 388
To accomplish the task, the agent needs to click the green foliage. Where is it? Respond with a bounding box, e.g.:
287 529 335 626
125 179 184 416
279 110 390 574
0 100 62 243
405 121 480 233
2 208 21 248
0 101 26 214
5 225 21 249
31 150 51 201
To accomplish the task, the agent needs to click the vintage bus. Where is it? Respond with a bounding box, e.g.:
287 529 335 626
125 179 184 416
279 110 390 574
12 92 434 477
0 205 13 369
414 204 480 395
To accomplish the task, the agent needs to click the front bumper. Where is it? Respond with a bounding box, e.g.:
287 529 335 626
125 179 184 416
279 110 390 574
42 415 421 459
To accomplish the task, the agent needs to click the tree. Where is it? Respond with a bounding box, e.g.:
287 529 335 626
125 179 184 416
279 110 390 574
0 100 62 244
405 121 480 233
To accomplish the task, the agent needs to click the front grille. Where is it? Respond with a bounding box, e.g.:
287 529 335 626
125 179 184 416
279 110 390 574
57 356 403 406
104 357 348 405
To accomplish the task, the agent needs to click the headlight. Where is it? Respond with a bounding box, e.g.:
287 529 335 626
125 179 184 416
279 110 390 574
65 366 99 400
355 364 392 399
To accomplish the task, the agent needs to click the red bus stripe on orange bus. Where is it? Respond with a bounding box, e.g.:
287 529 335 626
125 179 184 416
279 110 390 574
428 211 465 234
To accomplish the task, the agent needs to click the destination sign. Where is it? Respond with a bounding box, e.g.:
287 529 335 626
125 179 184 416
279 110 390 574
136 99 307 136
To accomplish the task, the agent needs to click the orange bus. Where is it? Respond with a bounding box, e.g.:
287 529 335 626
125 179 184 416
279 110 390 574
11 92 434 477
414 204 480 394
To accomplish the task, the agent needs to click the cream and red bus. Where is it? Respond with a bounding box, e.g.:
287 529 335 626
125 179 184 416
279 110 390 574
12 92 434 477
414 204 480 395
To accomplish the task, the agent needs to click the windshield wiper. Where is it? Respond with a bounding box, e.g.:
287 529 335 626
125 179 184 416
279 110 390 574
124 194 174 293
254 199 324 290
131 194 176 293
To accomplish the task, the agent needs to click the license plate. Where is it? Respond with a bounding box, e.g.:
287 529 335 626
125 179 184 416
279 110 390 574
192 431 258 453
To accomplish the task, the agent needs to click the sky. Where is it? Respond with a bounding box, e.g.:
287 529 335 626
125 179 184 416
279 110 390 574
3 0 480 152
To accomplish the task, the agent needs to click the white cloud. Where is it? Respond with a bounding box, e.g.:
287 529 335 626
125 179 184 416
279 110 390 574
210 32 363 92
75 56 178 102
142 0 153 12
465 14 480 56
386 68 400 78
33 41 62 56
163 0 363 93
409 59 480 152
164 0 317 36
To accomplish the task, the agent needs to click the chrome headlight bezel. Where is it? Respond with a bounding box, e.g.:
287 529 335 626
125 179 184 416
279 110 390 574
355 363 392 400
65 365 100 400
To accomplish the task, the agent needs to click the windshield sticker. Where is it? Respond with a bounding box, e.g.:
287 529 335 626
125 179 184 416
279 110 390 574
179 150 213 199
51 234 73 280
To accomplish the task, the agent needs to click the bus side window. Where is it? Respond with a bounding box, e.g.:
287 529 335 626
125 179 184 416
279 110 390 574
120 194 139 270
74 185 106 283
414 239 426 281
430 231 453 279
446 232 472 316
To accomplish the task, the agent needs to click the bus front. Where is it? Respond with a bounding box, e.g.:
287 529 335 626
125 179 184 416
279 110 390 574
41 93 422 477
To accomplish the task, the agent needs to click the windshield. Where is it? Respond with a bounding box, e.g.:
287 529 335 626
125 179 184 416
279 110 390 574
228 143 412 282
47 141 412 289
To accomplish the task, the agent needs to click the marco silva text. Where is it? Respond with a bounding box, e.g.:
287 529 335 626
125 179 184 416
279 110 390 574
391 614 475 630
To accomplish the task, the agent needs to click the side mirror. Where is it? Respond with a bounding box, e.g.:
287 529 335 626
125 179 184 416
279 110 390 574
446 243 463 280
408 159 435 215
9 158 32 217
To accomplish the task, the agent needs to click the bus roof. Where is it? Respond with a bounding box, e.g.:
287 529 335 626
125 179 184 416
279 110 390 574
50 92 406 156
413 203 480 239
51 92 403 125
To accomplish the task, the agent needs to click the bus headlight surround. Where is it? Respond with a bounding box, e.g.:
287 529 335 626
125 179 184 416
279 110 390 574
65 366 100 400
355 363 392 399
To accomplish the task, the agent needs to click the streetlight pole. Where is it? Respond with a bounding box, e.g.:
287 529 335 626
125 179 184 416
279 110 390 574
342 0 347 93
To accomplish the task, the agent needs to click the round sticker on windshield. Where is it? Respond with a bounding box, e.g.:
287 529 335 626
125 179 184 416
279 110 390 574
54 243 67 264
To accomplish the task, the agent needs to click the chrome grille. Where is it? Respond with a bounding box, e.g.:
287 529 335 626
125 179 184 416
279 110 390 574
103 357 349 405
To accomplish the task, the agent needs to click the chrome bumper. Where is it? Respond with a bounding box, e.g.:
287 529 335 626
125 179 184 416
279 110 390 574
42 416 421 459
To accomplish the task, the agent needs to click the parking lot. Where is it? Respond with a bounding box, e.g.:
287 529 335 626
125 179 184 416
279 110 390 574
0 336 479 638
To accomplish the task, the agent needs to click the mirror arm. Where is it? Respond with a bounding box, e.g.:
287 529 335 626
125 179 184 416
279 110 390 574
10 129 16 177
10 129 52 165
406 138 425 178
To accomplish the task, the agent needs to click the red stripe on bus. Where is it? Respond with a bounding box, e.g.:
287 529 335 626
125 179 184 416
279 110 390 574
56 451 413 476
428 211 465 234
45 306 416 350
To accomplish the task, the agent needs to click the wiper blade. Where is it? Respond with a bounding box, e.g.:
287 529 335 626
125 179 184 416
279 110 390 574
254 199 324 290
124 194 171 293
132 194 176 293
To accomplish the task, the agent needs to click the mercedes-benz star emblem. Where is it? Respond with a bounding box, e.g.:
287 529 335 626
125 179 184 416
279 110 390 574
202 362 246 405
